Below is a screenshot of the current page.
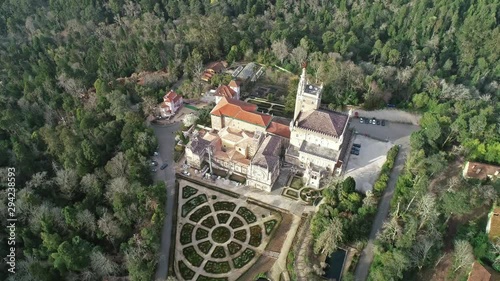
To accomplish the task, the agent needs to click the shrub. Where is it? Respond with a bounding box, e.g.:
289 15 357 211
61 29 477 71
234 229 247 242
182 186 198 199
197 275 228 281
204 260 231 274
198 240 213 254
249 225 262 247
230 217 244 229
228 241 242 255
182 194 208 217
180 223 195 245
217 213 231 224
183 246 203 267
264 220 277 235
189 205 211 222
201 216 216 229
237 207 257 223
211 246 227 259
233 248 256 268
196 228 209 240
373 145 399 196
179 261 195 280
213 201 236 212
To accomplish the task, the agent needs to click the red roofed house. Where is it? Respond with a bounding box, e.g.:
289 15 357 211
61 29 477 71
160 90 183 117
210 97 272 131
467 261 499 281
201 61 228 82
215 85 239 104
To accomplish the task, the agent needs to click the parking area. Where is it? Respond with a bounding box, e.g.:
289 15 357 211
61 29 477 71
344 135 392 193
343 119 419 193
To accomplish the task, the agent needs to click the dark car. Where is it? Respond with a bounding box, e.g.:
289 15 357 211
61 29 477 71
160 163 169 170
351 150 359 155
381 120 386 126
353 143 361 148
376 120 381 125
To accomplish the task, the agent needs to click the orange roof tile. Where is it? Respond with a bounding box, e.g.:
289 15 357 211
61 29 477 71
468 262 492 281
489 208 500 240
228 79 242 87
163 90 182 103
211 97 272 127
267 121 291 138
215 85 236 99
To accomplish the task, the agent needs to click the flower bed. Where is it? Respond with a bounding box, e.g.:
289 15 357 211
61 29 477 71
212 226 231 243
182 194 208 217
217 213 231 224
264 219 277 235
183 246 203 267
229 217 244 229
211 246 227 258
214 201 236 212
189 205 211 222
249 225 262 247
285 189 299 198
195 228 209 240
179 260 195 280
299 188 319 204
201 216 216 229
228 241 242 255
182 185 198 199
204 260 231 274
198 240 213 254
236 207 257 223
233 248 256 268
289 176 303 190
180 223 195 245
197 275 228 281
233 229 247 242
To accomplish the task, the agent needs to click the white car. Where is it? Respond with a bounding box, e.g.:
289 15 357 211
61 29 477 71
182 171 191 176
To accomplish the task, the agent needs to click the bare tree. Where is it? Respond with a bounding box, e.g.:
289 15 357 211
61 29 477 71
105 152 128 178
54 168 79 199
410 237 434 269
90 251 119 277
271 39 289 64
290 46 308 65
378 214 402 244
416 194 438 229
98 212 124 242
313 217 343 256
452 240 474 273
141 96 158 117
105 177 130 203
76 209 97 235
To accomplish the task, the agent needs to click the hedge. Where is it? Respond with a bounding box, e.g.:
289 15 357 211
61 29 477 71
373 145 400 196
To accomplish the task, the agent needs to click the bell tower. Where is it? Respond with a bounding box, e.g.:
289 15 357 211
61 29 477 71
292 63 322 126
293 66 307 122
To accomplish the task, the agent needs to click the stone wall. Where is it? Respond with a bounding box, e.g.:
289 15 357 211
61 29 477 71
353 108 421 125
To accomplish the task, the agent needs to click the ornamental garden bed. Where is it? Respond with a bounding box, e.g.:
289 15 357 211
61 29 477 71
197 275 228 281
264 219 277 235
214 201 236 212
198 240 213 254
179 260 195 280
229 217 244 229
233 229 247 242
228 241 242 255
201 216 216 228
211 246 227 258
249 225 262 247
180 223 195 245
182 185 198 199
300 188 320 204
189 205 211 222
204 260 231 274
183 246 203 267
285 189 299 198
233 248 256 269
182 194 208 217
289 176 303 190
237 207 257 223
217 213 231 224
195 228 209 240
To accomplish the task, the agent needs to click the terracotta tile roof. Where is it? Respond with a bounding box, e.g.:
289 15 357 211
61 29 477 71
467 262 492 281
266 121 290 138
463 161 500 181
211 97 272 127
206 61 227 72
297 109 348 137
488 208 500 240
228 79 242 87
163 90 182 103
215 85 236 99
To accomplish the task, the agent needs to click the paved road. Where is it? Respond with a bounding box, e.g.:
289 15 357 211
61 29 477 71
153 122 180 281
353 137 410 281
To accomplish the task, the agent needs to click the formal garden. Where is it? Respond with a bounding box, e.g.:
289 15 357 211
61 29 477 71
175 184 282 281
281 174 321 205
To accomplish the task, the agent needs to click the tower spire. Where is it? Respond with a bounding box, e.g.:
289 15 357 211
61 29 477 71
293 63 308 123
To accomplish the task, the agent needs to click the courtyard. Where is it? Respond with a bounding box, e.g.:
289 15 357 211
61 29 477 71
175 181 287 281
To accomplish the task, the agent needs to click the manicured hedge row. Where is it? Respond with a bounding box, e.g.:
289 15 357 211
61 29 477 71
373 145 400 196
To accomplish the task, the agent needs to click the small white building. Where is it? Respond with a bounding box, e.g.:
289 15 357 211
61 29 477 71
160 90 183 117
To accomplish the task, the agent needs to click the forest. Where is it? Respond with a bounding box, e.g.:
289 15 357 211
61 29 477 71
0 0 499 280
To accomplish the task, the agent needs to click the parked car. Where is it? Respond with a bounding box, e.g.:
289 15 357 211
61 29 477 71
151 160 158 166
160 163 168 170
182 171 191 176
353 143 361 148
381 120 386 126
153 151 159 156
376 120 381 125
359 117 364 123
351 150 359 155
151 168 157 172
